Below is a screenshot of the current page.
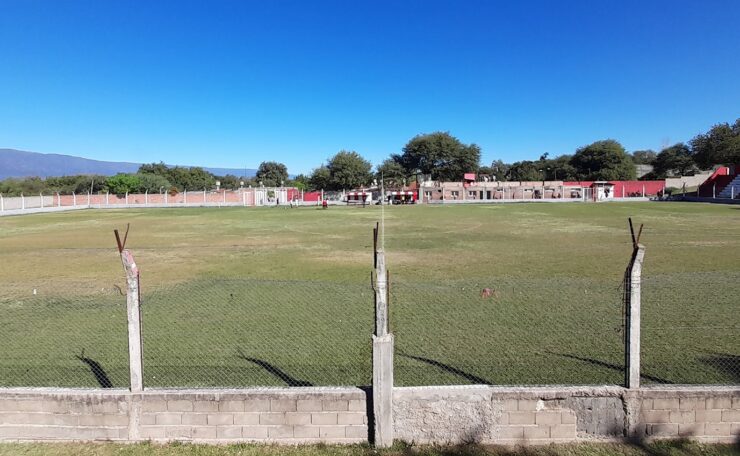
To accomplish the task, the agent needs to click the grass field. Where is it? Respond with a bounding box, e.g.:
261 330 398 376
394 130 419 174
0 202 738 387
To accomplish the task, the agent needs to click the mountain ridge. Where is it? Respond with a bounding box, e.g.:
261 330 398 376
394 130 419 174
0 149 258 179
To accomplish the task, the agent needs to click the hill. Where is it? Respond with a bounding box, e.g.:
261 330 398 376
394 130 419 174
0 149 257 179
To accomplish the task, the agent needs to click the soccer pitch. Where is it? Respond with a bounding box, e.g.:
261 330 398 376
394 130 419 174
0 202 738 388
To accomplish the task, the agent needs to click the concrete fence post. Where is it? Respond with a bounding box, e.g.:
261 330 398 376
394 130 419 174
87 191 91 207
56 192 61 207
145 190 148 206
73 192 76 207
713 184 716 198
624 243 645 389
184 190 188 205
0 193 3 212
21 193 25 210
106 191 109 206
372 223 393 447
40 192 44 208
119 248 144 393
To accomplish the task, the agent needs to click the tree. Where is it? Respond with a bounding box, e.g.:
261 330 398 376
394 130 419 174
631 150 657 165
690 119 740 168
290 174 309 191
652 143 697 178
376 157 407 187
216 174 241 190
256 161 289 187
136 173 172 193
105 174 142 195
308 166 331 191
326 151 373 190
399 132 480 181
570 140 636 180
508 161 543 181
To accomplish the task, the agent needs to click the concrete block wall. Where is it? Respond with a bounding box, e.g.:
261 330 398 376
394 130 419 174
635 390 740 443
0 389 130 441
0 388 367 443
137 389 367 443
393 386 740 445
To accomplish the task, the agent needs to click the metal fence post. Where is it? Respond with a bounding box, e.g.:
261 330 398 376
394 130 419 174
115 228 144 393
372 222 393 447
624 219 645 389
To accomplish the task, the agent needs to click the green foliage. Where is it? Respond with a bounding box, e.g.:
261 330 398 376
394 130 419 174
307 166 331 191
399 132 480 181
216 174 241 190
289 174 309 191
690 119 740 168
138 162 216 191
136 173 172 193
256 161 289 187
104 174 142 195
571 140 636 180
326 150 373 190
653 143 697 178
376 157 407 187
0 175 109 197
507 161 543 181
631 150 657 165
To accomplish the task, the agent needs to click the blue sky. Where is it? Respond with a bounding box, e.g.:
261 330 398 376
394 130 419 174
1 0 739 175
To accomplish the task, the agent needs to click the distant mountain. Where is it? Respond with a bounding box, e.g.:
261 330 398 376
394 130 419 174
0 149 257 179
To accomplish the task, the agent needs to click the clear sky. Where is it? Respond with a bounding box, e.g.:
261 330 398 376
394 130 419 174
1 0 739 175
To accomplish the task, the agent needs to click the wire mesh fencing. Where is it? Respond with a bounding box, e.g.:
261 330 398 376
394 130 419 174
0 280 128 388
641 271 740 385
390 276 625 387
141 278 372 387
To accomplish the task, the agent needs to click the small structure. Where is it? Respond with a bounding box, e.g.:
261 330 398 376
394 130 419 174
387 190 416 204
593 181 615 201
346 191 371 205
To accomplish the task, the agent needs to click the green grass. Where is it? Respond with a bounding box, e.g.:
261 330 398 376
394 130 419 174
0 203 738 387
0 441 737 456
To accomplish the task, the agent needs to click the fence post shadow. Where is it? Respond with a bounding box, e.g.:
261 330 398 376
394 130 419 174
75 350 113 388
546 351 674 385
235 349 313 387
397 350 492 385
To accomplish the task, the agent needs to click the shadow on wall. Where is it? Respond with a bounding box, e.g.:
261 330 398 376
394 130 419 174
236 349 313 387
397 350 491 385
547 352 674 385
699 353 740 383
75 350 113 388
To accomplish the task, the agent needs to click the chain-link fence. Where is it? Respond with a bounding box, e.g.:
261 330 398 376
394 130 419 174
0 280 128 388
641 271 740 385
390 277 625 386
0 251 737 389
142 278 372 387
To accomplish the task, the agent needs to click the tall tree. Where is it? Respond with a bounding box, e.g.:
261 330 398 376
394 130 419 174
399 132 480 181
570 140 636 180
376 157 407 187
631 150 657 165
256 161 289 187
308 165 331 191
653 143 697 178
326 150 373 190
690 119 740 168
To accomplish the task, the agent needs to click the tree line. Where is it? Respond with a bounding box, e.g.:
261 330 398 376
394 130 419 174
1 118 737 196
